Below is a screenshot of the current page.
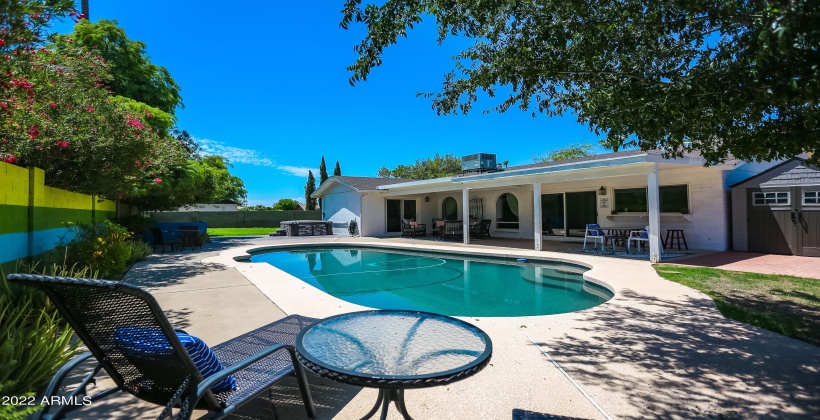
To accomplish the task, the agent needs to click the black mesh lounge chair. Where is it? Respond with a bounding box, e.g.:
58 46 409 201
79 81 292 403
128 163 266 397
7 273 317 420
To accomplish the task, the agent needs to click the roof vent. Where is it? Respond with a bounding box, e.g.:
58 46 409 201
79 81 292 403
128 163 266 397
461 153 497 173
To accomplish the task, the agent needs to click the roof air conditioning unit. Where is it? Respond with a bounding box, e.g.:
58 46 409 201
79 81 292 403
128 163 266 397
461 153 497 173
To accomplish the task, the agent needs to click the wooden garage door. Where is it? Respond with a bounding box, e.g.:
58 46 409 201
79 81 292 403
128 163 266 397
747 188 795 254
798 189 820 257
748 187 820 256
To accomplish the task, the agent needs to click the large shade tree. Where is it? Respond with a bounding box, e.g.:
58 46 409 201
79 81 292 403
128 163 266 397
342 0 820 165
378 153 461 179
54 19 183 114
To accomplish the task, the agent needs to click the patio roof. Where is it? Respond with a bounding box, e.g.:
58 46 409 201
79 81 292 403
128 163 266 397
376 149 731 193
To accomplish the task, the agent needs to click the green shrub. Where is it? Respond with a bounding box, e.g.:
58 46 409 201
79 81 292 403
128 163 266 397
125 240 153 263
117 214 153 236
62 220 131 279
0 265 87 409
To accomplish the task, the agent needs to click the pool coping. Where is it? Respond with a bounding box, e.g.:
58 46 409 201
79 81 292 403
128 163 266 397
202 236 820 419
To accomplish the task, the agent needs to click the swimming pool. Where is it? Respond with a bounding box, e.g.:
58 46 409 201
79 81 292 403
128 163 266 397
248 247 611 317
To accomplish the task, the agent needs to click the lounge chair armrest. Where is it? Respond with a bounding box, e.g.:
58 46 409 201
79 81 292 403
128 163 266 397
194 343 292 399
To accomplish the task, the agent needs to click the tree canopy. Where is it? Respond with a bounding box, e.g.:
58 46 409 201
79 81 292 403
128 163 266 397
273 198 299 211
55 19 183 114
342 0 820 165
334 161 342 176
533 143 595 162
378 153 461 179
125 155 247 211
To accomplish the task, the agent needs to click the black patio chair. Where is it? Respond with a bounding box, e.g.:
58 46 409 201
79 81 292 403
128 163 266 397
150 227 182 253
7 273 317 420
178 225 204 250
480 219 492 239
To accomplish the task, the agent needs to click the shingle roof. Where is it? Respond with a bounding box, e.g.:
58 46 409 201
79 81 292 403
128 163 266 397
331 176 415 191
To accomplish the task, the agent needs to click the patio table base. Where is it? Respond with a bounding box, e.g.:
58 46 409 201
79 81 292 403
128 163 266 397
362 388 413 420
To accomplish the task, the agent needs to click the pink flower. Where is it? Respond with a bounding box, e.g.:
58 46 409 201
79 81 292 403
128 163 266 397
57 141 69 148
86 106 94 112
127 119 145 129
49 103 57 107
154 177 162 183
35 145 42 150
28 125 40 139
2 153 17 163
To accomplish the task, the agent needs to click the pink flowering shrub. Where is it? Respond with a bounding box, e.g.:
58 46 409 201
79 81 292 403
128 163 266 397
0 44 186 198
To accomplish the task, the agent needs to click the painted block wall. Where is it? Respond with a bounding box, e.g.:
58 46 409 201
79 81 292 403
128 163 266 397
0 162 117 265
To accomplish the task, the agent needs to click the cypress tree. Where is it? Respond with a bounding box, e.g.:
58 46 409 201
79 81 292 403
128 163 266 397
333 161 342 176
305 171 317 210
319 156 329 184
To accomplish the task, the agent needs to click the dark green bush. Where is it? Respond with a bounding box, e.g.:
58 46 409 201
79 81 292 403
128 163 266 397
62 220 131 279
125 240 153 263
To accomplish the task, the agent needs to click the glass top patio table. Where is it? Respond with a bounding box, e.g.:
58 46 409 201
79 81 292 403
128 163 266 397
295 310 493 419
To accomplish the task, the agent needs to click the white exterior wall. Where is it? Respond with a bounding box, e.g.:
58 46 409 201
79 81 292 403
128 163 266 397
360 193 385 237
321 183 362 229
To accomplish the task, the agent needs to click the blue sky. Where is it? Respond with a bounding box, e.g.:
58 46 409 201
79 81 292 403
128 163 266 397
53 1 603 206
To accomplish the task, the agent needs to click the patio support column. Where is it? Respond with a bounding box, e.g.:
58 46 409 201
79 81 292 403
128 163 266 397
462 188 470 244
647 163 662 262
533 182 542 251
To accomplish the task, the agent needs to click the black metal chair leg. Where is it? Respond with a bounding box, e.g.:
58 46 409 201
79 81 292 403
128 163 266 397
361 389 384 420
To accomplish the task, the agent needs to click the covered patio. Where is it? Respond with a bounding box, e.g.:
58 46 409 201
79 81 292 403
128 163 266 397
372 151 742 263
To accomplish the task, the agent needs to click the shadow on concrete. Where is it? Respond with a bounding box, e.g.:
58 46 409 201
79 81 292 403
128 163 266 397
512 408 590 420
123 237 258 289
229 373 361 420
536 290 820 419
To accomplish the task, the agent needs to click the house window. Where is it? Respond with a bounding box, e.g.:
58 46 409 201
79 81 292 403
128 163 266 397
803 191 819 205
614 188 647 212
659 185 689 213
442 197 458 220
614 185 689 213
496 193 519 229
753 191 789 206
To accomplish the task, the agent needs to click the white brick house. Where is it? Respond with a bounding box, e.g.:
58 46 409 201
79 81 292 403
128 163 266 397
313 150 785 262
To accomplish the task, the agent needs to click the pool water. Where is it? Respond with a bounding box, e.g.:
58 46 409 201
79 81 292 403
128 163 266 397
249 247 611 317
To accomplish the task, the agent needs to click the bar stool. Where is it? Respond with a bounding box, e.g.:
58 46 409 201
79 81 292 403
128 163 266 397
664 229 688 250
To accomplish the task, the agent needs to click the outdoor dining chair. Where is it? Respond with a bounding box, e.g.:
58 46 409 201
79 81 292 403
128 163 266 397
627 226 665 255
583 224 615 252
7 273 317 420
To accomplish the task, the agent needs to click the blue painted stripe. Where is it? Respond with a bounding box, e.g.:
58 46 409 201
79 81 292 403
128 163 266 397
0 227 75 264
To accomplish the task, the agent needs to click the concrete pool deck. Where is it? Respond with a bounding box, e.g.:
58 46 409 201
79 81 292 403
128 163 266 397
64 235 819 419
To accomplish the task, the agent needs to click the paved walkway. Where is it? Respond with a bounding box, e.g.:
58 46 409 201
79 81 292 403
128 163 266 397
672 251 820 279
60 236 819 419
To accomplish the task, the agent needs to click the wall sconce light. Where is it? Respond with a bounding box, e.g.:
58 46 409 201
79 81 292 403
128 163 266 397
598 186 606 196
425 196 430 202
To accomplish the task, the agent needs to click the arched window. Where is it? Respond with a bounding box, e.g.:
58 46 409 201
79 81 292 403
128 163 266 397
441 197 458 220
496 193 519 229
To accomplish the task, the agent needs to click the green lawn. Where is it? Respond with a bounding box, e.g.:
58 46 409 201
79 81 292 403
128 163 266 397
207 227 278 237
654 265 819 347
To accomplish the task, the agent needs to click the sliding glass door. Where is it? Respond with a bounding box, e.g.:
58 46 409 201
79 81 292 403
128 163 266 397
541 191 597 237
